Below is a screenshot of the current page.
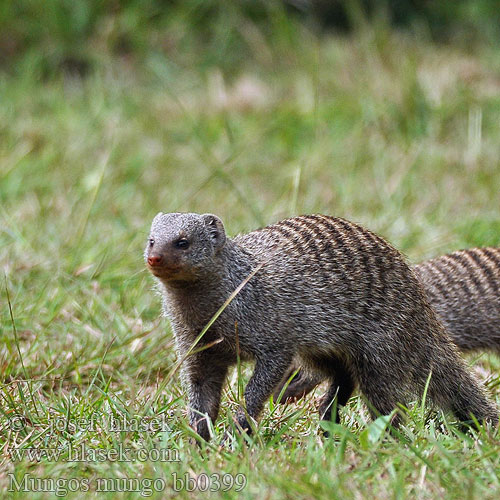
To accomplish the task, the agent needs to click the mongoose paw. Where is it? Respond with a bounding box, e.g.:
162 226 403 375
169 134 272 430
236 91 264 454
219 430 236 450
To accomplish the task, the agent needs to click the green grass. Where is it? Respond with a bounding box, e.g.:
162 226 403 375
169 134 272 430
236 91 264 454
1 13 500 500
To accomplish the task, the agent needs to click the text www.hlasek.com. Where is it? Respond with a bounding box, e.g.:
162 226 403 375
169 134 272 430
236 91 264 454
8 443 179 463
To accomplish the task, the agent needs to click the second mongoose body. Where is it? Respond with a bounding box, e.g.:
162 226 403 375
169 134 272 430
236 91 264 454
415 247 500 351
146 213 498 440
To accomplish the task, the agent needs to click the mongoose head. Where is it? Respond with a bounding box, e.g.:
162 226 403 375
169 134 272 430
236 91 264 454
145 212 226 283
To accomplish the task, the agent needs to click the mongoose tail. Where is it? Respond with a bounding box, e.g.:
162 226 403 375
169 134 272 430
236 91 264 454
146 213 498 441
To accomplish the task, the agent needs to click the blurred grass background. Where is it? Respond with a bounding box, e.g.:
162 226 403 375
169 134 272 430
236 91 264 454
1 1 500 498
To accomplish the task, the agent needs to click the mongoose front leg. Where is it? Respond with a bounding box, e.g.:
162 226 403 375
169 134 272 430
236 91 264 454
184 353 229 442
235 353 293 435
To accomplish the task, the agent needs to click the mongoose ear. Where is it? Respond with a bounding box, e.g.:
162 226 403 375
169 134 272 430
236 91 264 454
202 214 226 251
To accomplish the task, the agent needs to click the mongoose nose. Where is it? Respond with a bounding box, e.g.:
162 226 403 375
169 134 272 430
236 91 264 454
148 255 163 266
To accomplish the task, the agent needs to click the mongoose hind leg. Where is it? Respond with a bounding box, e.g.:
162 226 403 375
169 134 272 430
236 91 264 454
356 362 407 428
274 367 323 402
319 357 355 427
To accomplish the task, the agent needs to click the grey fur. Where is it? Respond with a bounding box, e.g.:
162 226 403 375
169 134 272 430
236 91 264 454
145 212 498 440
416 247 500 351
277 247 500 404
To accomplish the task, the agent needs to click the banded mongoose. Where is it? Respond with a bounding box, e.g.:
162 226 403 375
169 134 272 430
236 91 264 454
145 213 498 440
276 247 500 403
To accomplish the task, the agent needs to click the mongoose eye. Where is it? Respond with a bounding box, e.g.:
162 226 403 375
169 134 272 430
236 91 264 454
149 238 155 247
175 238 190 249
